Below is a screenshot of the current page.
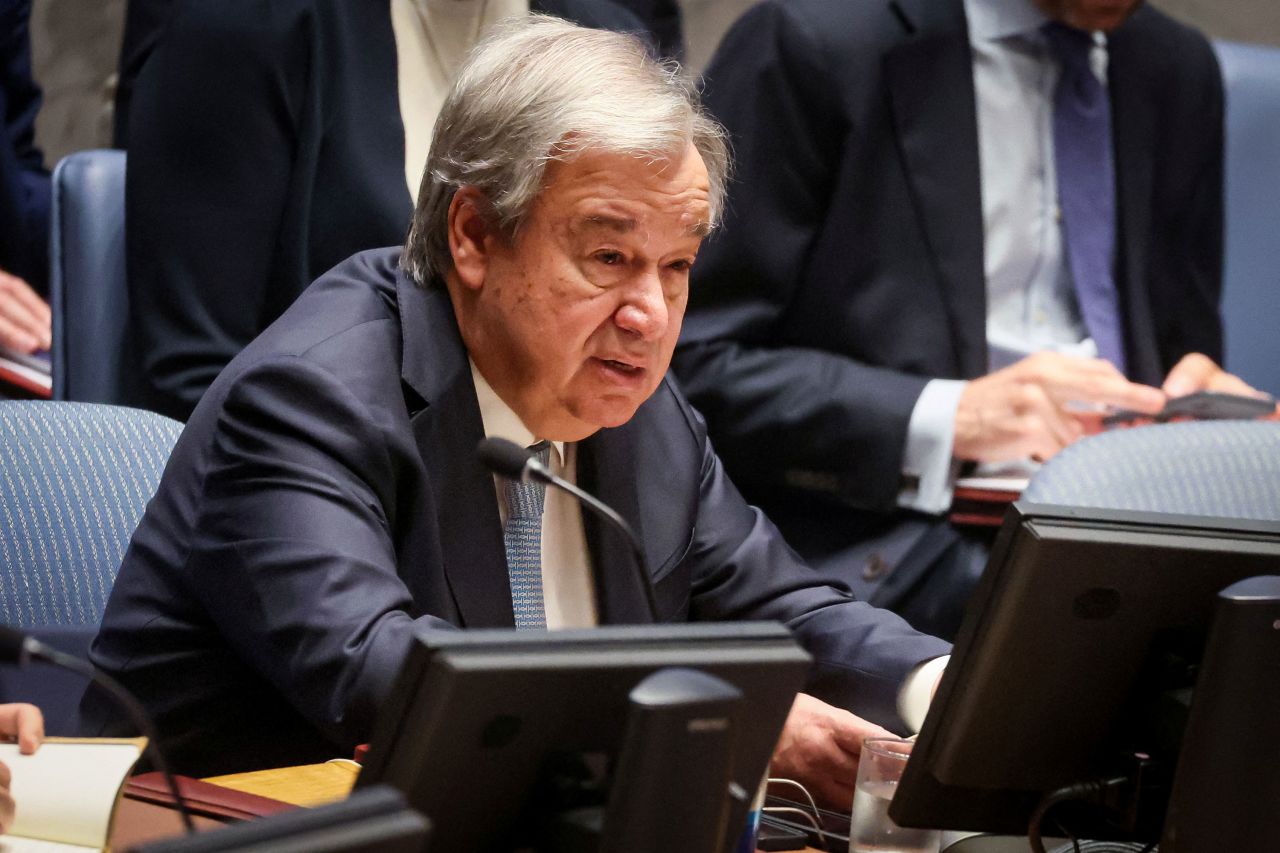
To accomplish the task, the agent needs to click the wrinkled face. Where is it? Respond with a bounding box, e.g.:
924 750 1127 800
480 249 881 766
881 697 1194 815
1035 0 1143 31
448 144 711 441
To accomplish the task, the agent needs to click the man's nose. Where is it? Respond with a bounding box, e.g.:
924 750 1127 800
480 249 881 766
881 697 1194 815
613 269 668 341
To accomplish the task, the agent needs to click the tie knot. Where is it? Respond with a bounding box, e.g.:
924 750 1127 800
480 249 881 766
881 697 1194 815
1041 21 1094 69
503 442 551 520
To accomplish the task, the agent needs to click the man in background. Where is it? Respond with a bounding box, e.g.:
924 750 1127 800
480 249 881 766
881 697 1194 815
675 0 1260 638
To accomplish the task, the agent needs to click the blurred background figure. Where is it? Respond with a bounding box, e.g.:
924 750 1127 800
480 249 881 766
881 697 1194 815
0 0 51 356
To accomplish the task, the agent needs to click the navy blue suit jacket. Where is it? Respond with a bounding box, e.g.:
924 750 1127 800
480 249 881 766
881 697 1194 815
0 0 49 293
120 0 647 422
84 248 949 777
673 0 1224 590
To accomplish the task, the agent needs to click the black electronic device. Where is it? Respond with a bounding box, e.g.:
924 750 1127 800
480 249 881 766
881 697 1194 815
891 503 1280 846
1103 389 1276 426
356 622 811 852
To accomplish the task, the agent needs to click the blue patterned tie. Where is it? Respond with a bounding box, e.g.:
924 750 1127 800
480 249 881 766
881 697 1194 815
1044 22 1127 374
503 441 550 629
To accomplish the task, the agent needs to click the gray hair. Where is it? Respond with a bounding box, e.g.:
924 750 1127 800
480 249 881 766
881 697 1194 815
401 15 730 285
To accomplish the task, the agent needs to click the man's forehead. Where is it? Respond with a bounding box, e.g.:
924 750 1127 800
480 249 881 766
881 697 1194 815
575 212 712 239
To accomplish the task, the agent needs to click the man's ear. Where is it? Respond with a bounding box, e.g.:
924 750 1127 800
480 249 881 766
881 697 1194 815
447 187 497 291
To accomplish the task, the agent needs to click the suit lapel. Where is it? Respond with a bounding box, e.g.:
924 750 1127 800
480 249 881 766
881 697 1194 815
397 275 514 628
884 0 988 378
576 424 654 625
1107 17 1162 385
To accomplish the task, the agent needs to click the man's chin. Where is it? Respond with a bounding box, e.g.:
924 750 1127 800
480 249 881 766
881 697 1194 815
572 396 648 434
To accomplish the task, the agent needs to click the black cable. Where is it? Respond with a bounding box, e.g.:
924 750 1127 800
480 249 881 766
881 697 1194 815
1053 820 1083 853
30 638 195 834
1028 777 1130 853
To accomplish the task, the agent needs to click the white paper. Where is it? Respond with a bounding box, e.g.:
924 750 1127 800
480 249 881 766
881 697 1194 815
0 741 142 849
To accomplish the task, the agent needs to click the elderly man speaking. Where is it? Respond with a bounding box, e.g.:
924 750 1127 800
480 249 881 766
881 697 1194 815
82 17 949 807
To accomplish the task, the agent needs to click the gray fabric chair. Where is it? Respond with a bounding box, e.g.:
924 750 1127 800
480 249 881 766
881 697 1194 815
0 401 182 731
1022 419 1280 521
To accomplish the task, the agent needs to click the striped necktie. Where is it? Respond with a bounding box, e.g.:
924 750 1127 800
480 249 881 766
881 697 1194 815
503 441 551 629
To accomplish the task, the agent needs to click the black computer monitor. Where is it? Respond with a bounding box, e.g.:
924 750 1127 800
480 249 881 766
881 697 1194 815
355 621 811 852
891 502 1280 845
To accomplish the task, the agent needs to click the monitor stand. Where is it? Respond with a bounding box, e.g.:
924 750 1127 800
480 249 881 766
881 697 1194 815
1162 575 1280 853
549 667 743 853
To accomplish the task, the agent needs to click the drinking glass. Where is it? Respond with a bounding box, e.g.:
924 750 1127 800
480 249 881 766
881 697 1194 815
849 738 940 853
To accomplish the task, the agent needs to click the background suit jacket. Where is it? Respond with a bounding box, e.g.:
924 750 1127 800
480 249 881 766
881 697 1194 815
673 0 1224 571
120 0 646 421
0 0 49 293
84 248 949 777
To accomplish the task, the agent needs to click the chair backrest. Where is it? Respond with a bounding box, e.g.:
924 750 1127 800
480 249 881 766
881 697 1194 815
0 401 181 627
1022 420 1280 521
49 149 130 404
0 402 181 732
1214 41 1280 397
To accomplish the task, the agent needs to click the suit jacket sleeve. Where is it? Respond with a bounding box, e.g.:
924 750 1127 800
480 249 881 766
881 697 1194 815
186 355 454 748
125 0 310 420
676 2 931 513
679 396 951 732
1147 31 1224 370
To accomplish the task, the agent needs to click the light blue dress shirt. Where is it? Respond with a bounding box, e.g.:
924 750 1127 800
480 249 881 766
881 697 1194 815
899 0 1107 513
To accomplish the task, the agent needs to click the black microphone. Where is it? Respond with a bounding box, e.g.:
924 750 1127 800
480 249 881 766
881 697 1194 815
0 625 195 834
476 436 660 623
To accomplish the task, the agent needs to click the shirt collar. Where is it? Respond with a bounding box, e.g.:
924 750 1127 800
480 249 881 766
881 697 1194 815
964 0 1051 42
470 359 566 467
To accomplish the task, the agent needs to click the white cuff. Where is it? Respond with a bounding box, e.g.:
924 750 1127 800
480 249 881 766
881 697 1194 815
898 379 968 514
897 655 950 734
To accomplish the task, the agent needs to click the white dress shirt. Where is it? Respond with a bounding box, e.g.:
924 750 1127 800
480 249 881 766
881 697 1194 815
472 361 600 629
900 0 1108 513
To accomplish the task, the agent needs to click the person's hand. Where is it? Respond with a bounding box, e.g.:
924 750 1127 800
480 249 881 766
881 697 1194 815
0 269 51 355
0 703 44 834
769 693 893 811
954 352 1165 463
1161 352 1270 401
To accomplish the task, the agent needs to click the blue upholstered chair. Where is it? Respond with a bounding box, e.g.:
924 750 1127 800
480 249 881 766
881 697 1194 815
1214 41 1280 397
0 402 182 732
1022 420 1280 521
48 149 131 404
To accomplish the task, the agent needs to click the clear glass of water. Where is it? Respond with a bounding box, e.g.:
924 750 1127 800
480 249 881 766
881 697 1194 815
849 738 940 853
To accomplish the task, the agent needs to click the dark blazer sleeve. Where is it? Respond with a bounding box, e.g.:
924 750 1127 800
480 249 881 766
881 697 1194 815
125 0 311 420
0 0 50 292
676 393 950 731
1145 24 1225 369
537 0 655 49
606 0 684 59
675 2 930 513
187 355 455 749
